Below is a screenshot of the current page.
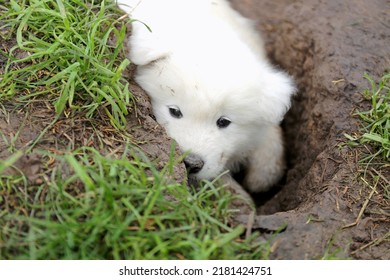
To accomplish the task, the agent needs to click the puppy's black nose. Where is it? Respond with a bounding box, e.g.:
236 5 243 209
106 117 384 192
183 154 204 174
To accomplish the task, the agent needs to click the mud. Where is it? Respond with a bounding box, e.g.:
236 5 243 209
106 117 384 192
230 0 390 259
1 0 389 259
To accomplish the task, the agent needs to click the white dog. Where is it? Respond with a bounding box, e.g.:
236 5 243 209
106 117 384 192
117 0 295 192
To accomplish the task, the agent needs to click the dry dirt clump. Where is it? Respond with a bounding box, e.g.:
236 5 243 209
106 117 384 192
231 0 390 259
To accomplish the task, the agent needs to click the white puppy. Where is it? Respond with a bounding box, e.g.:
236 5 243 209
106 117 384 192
117 0 295 192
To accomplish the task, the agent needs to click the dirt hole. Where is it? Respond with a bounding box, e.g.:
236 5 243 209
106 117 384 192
229 0 390 259
253 87 316 214
251 23 322 215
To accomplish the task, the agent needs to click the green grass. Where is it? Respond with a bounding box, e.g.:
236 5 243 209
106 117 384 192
357 73 390 161
0 0 268 260
0 0 132 129
346 73 390 162
345 72 390 200
0 146 266 260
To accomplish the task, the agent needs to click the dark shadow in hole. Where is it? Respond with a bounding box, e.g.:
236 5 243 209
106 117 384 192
232 158 287 209
251 175 286 208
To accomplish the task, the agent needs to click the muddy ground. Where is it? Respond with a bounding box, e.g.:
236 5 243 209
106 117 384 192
230 0 390 259
1 0 389 259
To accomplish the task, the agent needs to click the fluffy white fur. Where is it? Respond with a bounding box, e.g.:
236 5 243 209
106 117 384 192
117 0 295 192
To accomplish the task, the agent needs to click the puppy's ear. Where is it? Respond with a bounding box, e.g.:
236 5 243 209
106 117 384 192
258 68 296 124
128 22 170 65
117 0 170 65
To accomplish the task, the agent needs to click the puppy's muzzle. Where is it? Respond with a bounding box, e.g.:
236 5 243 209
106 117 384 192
183 154 204 174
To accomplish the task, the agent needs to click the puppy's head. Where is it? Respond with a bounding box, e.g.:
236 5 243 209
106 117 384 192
134 50 295 182
121 1 295 181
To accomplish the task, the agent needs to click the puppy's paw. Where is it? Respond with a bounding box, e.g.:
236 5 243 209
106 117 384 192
243 125 286 193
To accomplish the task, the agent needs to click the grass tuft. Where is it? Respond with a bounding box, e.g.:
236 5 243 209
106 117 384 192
356 73 390 161
0 147 267 260
345 72 389 217
0 0 132 129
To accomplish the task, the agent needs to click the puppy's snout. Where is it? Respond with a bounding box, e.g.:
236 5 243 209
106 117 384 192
183 154 204 174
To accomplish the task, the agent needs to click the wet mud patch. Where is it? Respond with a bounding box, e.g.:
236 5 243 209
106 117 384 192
231 0 390 259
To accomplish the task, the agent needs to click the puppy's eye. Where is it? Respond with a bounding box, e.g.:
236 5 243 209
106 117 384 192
168 105 183 119
216 116 231 128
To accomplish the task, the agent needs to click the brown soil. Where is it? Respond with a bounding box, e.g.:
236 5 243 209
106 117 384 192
230 0 390 259
1 0 389 259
